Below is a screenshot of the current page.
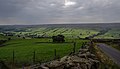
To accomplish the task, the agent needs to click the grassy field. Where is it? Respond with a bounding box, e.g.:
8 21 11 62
94 28 120 39
0 38 88 66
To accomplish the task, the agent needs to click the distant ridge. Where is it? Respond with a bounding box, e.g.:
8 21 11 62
0 23 120 29
0 22 120 26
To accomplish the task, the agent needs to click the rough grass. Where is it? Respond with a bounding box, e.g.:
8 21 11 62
94 43 120 69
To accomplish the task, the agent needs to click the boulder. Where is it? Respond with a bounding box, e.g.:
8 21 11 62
60 56 68 63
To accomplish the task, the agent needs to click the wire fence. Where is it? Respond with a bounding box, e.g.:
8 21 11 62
0 42 83 68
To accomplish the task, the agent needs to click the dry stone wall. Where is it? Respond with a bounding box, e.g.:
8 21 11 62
31 45 100 69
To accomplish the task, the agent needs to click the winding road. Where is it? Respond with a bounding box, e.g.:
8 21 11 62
97 43 120 66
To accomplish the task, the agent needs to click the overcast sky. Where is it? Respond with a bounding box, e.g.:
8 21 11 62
0 0 120 25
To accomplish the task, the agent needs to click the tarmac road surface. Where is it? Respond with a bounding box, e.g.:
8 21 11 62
97 43 120 66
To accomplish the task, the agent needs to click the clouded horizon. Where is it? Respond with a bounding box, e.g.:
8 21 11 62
0 0 120 25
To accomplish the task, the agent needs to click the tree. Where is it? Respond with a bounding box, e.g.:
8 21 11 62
8 38 11 40
52 35 65 43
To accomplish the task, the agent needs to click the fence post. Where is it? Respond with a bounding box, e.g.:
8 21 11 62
73 42 76 53
33 50 35 63
22 65 24 69
81 42 85 49
12 50 15 69
89 40 94 53
54 49 56 59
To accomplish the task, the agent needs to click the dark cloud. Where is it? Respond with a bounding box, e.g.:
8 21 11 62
0 0 29 17
0 0 120 25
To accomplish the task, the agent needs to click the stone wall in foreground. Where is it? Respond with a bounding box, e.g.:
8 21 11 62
31 45 100 69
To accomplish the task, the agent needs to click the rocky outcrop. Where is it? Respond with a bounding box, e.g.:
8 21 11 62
31 44 100 69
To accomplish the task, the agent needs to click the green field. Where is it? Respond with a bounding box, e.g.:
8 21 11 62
0 38 88 66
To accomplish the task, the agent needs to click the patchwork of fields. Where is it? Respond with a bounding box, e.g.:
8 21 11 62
95 28 120 39
12 27 120 39
15 27 100 38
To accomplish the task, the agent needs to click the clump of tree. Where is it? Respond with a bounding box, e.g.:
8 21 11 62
3 32 15 36
8 38 11 40
52 35 65 43
0 40 7 45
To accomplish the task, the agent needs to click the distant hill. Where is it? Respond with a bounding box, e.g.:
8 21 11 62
0 23 120 29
